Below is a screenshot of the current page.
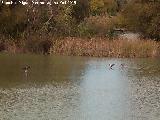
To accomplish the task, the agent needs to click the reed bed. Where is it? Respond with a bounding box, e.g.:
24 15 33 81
52 37 160 58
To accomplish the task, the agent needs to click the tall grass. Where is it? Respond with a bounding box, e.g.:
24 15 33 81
52 37 160 58
1 34 160 58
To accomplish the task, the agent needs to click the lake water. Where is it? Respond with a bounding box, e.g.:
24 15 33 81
0 54 160 120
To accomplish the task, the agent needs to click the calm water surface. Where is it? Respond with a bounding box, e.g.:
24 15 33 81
0 54 160 120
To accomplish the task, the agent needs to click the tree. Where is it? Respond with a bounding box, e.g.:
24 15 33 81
0 1 27 37
122 0 160 40
71 0 90 23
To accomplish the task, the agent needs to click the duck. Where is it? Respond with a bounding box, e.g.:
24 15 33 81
109 64 115 69
120 63 125 68
22 65 31 73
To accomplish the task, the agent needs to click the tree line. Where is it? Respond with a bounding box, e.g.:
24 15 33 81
0 0 159 40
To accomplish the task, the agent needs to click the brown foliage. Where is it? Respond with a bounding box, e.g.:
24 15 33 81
52 37 160 58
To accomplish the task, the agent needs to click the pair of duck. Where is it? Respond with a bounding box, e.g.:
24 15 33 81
109 63 125 69
22 64 125 72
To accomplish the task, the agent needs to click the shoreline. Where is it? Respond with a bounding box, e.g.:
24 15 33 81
0 37 160 58
52 37 160 58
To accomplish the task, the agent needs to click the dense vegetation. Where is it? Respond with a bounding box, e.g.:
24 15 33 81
122 0 160 40
0 0 159 56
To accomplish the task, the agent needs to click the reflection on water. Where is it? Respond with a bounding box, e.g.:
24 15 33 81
0 54 160 120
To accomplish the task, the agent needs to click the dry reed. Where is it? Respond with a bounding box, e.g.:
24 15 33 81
52 37 160 58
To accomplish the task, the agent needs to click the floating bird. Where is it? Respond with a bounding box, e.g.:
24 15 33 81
22 65 30 74
109 64 115 69
120 63 125 68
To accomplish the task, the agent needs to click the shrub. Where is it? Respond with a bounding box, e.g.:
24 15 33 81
77 16 116 37
90 0 118 16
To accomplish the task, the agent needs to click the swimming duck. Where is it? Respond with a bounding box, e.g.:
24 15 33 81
109 64 115 69
22 65 30 73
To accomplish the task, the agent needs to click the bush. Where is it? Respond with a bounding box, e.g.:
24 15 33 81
90 0 118 16
77 16 116 37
